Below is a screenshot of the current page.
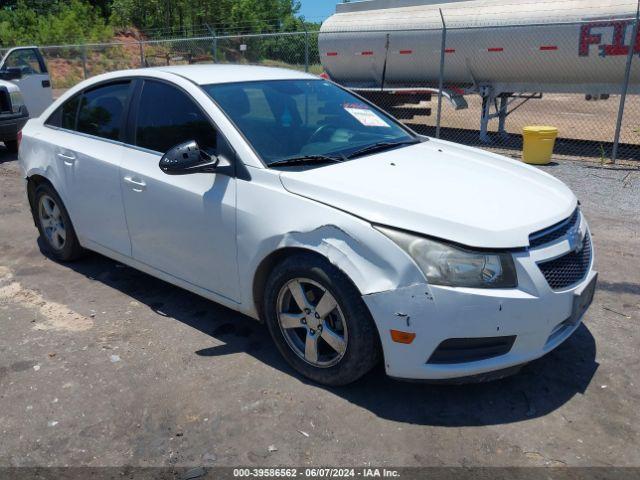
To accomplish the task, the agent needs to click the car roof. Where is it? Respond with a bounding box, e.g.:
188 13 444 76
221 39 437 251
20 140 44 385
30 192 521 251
153 64 317 85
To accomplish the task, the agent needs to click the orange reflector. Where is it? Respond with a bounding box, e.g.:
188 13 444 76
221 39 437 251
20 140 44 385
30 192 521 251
390 330 416 344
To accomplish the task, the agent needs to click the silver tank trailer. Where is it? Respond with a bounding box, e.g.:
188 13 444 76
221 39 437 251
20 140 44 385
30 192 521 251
319 0 640 139
320 0 640 92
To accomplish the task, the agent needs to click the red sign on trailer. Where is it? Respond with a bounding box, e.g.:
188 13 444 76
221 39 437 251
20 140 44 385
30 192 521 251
579 20 640 57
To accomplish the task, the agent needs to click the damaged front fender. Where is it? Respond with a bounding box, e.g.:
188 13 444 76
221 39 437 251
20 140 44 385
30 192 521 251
277 224 422 296
235 169 426 319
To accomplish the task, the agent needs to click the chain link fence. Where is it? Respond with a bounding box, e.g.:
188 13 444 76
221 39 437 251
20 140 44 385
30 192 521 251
22 13 640 163
415 19 640 163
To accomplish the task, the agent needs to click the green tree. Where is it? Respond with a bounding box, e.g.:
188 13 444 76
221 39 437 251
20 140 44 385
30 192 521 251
109 0 302 36
0 0 112 46
0 0 306 47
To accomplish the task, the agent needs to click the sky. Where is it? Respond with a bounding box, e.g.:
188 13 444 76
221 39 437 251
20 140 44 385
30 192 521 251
298 0 342 23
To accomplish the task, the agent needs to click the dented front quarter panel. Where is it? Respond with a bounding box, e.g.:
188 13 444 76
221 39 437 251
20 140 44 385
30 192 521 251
363 283 439 378
234 166 425 319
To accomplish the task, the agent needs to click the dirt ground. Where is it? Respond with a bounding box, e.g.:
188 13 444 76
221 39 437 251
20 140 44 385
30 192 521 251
0 146 639 469
399 93 640 163
422 93 640 143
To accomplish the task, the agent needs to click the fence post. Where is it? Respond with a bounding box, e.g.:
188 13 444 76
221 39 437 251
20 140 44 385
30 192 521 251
304 28 310 73
138 40 145 67
205 24 218 63
435 9 447 139
612 0 640 163
81 45 88 79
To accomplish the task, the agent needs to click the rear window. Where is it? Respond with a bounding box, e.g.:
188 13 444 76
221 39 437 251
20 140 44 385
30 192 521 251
46 95 81 130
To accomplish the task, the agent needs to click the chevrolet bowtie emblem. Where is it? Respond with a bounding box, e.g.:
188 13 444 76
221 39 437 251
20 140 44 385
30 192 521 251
567 227 583 253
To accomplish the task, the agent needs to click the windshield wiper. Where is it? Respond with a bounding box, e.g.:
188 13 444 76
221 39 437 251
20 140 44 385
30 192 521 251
346 139 421 159
268 154 345 168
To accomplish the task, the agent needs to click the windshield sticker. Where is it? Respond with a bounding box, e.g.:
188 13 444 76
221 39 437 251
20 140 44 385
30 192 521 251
343 103 390 128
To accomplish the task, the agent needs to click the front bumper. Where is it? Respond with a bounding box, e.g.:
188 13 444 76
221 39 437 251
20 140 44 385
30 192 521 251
363 227 596 381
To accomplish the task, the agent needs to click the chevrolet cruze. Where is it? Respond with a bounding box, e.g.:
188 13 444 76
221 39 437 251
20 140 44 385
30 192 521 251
18 65 596 385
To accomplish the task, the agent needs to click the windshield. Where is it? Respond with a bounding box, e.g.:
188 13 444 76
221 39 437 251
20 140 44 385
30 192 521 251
202 79 416 165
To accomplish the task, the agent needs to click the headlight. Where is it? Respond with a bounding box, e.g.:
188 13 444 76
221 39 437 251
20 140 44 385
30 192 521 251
9 90 25 113
376 226 517 288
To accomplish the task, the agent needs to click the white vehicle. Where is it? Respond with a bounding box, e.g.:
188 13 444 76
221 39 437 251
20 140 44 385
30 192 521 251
18 65 596 385
0 47 53 152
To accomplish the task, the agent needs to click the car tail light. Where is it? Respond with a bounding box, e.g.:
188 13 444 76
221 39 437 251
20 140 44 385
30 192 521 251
16 130 22 151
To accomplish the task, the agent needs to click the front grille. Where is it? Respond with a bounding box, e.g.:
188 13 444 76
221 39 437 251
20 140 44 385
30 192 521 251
0 88 10 113
427 336 516 364
529 208 580 248
538 234 592 290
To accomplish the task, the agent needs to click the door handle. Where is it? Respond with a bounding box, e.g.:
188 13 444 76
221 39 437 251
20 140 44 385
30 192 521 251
56 151 76 166
123 175 147 192
42 79 51 88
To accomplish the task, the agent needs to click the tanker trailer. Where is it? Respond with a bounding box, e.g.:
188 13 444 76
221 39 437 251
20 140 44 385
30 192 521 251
319 0 640 141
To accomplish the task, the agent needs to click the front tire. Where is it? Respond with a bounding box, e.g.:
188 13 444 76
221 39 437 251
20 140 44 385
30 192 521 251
33 183 84 262
263 253 380 386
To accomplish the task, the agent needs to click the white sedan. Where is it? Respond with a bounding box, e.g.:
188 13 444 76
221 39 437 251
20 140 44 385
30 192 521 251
18 65 597 385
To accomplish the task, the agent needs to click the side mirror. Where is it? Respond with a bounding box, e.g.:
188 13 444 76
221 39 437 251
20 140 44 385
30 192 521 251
159 140 219 175
0 67 24 80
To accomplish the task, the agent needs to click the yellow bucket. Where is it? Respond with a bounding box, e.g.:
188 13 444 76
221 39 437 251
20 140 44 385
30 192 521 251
522 126 558 165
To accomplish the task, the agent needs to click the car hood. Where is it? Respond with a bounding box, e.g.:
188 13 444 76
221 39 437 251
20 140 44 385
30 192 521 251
0 79 20 92
278 140 577 249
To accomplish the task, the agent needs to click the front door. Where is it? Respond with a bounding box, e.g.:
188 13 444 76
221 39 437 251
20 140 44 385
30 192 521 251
120 79 239 302
1 47 53 117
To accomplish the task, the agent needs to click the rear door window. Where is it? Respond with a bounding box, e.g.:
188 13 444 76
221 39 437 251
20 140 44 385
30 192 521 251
76 81 131 141
134 80 217 154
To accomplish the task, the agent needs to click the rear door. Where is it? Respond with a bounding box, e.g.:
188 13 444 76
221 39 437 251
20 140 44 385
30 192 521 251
119 79 239 301
0 47 52 117
42 80 133 255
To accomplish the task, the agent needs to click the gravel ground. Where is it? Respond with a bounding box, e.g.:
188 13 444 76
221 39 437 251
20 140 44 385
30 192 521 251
0 147 639 469
540 161 640 219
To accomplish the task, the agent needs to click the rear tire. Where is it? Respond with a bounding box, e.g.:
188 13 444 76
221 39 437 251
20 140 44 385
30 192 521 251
33 183 84 262
263 252 380 386
4 140 18 153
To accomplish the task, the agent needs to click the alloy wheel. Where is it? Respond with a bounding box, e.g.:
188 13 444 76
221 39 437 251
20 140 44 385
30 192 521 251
276 278 348 368
38 194 66 250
